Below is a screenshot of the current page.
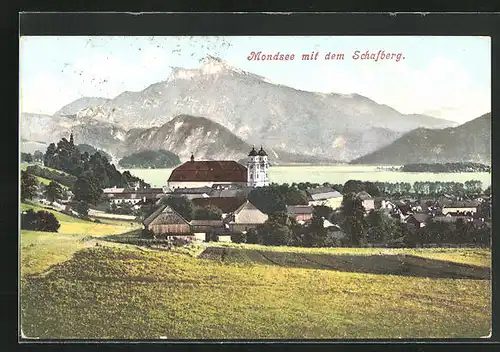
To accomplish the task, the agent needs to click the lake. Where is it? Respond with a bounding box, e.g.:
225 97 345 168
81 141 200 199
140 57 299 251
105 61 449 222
122 165 491 189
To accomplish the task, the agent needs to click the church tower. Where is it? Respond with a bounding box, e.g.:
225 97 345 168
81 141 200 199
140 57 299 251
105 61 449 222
247 146 269 187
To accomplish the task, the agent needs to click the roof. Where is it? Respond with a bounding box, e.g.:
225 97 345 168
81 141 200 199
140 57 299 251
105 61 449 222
173 187 213 194
356 191 373 200
190 220 224 226
287 205 313 215
168 160 247 183
233 200 262 215
433 216 473 223
258 146 268 156
192 197 246 214
444 200 481 208
209 188 250 198
408 213 429 223
248 147 258 156
306 187 343 201
142 204 189 227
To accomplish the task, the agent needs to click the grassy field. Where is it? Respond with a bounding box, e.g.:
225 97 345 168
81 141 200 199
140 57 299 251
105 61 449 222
20 220 491 339
20 162 70 189
20 202 141 277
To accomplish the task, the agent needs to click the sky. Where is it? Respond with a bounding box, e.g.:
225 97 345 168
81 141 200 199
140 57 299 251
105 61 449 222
19 36 491 123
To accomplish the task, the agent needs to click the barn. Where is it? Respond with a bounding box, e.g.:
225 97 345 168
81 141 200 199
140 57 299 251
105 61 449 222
142 204 192 238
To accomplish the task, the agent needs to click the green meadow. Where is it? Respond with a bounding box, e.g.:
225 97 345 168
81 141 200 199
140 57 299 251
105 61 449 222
20 202 491 340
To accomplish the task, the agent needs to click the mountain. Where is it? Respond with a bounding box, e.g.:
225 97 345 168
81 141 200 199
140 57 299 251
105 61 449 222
124 114 339 164
54 97 112 117
20 112 127 161
350 113 491 165
55 56 456 161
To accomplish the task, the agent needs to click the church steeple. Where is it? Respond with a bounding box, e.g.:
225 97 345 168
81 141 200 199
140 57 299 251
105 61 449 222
69 132 74 146
190 153 195 162
247 146 269 188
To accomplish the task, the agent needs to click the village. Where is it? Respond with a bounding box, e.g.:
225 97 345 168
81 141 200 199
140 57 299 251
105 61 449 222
22 143 492 248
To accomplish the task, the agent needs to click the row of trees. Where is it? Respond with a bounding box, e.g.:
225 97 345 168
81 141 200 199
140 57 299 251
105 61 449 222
402 162 491 173
21 151 44 163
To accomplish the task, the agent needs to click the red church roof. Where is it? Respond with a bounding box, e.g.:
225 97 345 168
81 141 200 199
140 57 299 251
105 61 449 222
168 161 248 183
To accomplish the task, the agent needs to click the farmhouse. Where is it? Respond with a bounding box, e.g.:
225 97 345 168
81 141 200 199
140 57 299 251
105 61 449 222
226 200 269 233
191 197 246 217
442 201 480 216
306 187 343 210
406 213 429 228
356 191 375 212
142 204 192 238
287 205 314 222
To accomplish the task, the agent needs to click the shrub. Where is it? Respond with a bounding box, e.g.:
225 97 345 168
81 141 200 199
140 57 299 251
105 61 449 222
21 209 60 232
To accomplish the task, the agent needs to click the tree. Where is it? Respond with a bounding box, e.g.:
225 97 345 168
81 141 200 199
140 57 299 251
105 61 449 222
302 215 328 247
75 201 90 218
247 186 286 214
21 152 33 163
44 181 63 202
36 211 61 232
21 209 60 232
312 205 333 220
21 209 38 230
44 143 57 167
343 180 365 195
33 150 44 163
257 220 292 246
21 171 38 201
268 211 297 228
341 193 366 246
72 174 102 204
484 186 491 197
365 210 399 244
161 196 194 221
193 205 222 220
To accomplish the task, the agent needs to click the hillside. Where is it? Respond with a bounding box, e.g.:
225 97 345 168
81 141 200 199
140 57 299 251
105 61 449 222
20 112 127 159
351 113 491 165
21 242 491 339
124 114 340 163
118 149 182 168
50 56 456 162
77 144 113 161
54 97 112 117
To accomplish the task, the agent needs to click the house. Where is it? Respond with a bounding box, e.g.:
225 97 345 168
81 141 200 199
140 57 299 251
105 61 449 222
306 187 343 210
356 191 375 212
226 200 268 233
286 205 314 222
106 187 165 205
189 220 224 234
142 204 192 238
191 197 246 218
442 200 480 216
406 213 429 228
375 198 397 211
432 215 474 224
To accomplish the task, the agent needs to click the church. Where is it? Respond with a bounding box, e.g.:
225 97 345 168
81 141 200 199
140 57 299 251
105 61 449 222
167 146 269 189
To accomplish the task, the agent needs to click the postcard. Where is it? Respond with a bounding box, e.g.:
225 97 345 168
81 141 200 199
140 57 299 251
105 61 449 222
19 32 491 340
